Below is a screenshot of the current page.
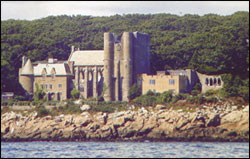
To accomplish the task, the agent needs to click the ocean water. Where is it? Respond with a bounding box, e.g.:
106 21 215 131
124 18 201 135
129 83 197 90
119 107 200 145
1 141 249 158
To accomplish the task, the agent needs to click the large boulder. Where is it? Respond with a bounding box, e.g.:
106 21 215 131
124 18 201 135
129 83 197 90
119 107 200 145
220 111 243 125
206 113 221 127
80 104 91 111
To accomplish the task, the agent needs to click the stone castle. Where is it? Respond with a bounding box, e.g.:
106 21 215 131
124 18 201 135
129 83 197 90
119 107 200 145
19 32 150 101
19 31 223 101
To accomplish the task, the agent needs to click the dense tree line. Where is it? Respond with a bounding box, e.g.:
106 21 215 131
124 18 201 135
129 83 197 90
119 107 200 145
1 12 249 98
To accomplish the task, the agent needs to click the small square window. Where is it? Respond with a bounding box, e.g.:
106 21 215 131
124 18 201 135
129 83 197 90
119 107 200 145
58 84 62 88
169 79 175 85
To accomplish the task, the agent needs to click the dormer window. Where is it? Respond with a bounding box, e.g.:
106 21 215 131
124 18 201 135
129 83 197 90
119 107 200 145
51 73 55 80
42 73 46 80
42 68 47 81
51 68 56 80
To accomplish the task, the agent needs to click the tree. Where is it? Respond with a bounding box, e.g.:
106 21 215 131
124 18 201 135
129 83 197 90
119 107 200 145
71 88 80 99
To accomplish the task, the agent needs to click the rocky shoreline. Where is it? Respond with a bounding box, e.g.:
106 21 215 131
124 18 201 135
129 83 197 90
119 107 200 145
1 104 249 142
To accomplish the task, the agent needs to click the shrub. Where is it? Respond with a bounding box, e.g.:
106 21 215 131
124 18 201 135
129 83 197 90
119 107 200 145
193 82 202 92
128 84 142 101
14 95 28 101
7 100 14 106
187 95 205 104
134 95 157 106
204 89 218 96
71 88 80 99
205 96 218 103
37 106 49 117
159 91 173 103
172 93 189 103
92 104 116 113
191 90 199 96
146 90 155 96
33 83 46 101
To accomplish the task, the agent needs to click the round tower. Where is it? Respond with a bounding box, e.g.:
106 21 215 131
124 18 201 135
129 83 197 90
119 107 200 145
19 58 34 95
122 32 133 101
103 32 114 101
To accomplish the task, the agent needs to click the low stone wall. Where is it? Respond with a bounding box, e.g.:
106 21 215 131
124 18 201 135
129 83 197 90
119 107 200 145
1 105 57 111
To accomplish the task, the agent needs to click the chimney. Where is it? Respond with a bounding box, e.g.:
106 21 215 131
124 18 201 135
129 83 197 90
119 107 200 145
68 61 74 74
71 46 75 53
48 55 54 63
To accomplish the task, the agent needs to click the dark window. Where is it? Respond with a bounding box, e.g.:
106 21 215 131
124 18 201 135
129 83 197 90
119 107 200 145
50 84 52 89
169 79 175 85
205 78 209 85
149 79 155 85
58 84 62 88
210 78 213 86
218 78 221 86
42 73 46 80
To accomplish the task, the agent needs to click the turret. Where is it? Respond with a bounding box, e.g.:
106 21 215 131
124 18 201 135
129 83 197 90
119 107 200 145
19 57 34 95
103 32 114 101
122 32 133 101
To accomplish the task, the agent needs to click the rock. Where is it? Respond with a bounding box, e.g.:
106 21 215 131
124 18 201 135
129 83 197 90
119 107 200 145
242 106 249 112
73 115 92 127
59 114 65 118
73 99 82 105
54 117 62 122
80 104 91 111
45 116 52 120
155 104 167 110
206 113 220 127
177 109 183 113
232 106 238 111
221 111 243 125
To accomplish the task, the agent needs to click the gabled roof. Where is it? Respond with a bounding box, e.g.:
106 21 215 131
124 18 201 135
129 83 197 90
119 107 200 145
68 50 104 66
34 62 72 76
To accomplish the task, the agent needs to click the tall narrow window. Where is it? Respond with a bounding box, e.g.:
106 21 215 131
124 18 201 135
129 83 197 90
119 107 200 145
50 84 52 89
51 73 55 80
218 78 221 86
42 73 46 80
58 84 62 88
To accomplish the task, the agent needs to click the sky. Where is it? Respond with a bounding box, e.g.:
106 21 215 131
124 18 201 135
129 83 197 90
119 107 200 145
1 1 249 20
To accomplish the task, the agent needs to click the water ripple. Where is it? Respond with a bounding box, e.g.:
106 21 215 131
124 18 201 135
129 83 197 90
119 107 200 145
1 141 249 158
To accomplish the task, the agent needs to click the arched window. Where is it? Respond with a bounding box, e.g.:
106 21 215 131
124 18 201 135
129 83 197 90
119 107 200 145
214 78 217 85
210 78 213 86
205 78 209 85
218 78 221 86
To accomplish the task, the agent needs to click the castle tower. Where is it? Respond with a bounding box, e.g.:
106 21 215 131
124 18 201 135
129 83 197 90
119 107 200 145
122 32 133 101
103 32 114 101
19 57 34 95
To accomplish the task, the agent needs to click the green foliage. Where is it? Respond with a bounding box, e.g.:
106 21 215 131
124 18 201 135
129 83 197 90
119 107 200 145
33 83 46 101
191 90 200 96
193 83 201 92
71 88 80 99
59 102 82 114
172 93 189 103
146 90 155 96
204 89 218 96
133 95 157 106
220 74 249 102
1 12 249 100
128 84 142 101
13 95 28 101
37 106 49 117
205 96 218 103
187 95 205 104
159 91 173 103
